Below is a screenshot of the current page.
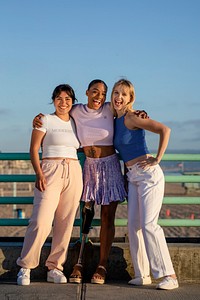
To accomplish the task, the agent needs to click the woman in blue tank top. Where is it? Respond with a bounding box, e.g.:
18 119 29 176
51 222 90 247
111 79 179 291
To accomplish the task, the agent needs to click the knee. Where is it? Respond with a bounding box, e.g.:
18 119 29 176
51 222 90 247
29 217 52 233
101 203 118 228
128 214 140 231
141 222 160 235
101 211 115 228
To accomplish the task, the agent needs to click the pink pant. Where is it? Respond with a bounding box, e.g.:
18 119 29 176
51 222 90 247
17 159 83 271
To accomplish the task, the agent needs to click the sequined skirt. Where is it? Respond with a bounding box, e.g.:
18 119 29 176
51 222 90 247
82 154 127 205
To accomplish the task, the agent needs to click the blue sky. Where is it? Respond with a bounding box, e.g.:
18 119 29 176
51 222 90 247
0 0 199 153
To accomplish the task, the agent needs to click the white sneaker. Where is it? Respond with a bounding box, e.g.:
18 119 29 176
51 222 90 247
128 276 152 286
17 268 30 286
47 269 67 284
156 276 179 290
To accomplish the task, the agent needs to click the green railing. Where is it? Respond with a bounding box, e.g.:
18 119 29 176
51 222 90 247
0 153 200 231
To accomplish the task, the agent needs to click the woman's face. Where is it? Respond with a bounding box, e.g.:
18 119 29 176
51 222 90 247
53 91 73 115
86 82 107 110
111 84 131 112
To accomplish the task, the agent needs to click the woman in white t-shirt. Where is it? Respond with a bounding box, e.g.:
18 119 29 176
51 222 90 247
16 84 83 286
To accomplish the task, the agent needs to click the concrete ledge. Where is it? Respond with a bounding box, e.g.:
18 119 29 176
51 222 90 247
0 241 199 283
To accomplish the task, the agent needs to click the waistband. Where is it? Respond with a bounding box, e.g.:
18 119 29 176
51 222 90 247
127 163 160 171
42 157 78 162
85 153 117 163
126 164 138 171
42 158 79 179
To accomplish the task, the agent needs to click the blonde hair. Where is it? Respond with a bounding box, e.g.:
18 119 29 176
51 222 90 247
110 79 135 115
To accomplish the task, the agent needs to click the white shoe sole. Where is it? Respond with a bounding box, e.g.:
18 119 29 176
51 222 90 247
17 279 30 286
128 278 152 286
156 284 179 290
47 277 67 284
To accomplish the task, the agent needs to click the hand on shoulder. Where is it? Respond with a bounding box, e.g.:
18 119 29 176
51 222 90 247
125 109 149 130
134 109 149 119
33 113 44 128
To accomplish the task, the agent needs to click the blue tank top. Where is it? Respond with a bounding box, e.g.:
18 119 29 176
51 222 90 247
114 115 149 163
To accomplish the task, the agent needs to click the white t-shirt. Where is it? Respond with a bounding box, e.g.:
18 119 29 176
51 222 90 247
70 102 114 147
35 113 80 159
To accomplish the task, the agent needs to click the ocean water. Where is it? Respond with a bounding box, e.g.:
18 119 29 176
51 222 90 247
160 161 200 175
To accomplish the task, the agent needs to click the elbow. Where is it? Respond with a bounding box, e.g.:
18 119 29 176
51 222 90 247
167 126 171 135
160 126 171 138
29 148 34 162
29 146 34 156
164 125 171 135
30 145 39 158
165 127 171 141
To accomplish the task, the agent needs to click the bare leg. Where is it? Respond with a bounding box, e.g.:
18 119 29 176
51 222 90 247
99 202 118 266
91 201 118 283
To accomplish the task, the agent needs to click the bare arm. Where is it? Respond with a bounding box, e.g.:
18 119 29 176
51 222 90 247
125 112 171 167
30 129 46 191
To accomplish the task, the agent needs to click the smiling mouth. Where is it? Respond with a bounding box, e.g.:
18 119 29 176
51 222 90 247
93 99 101 105
114 100 123 106
59 106 68 109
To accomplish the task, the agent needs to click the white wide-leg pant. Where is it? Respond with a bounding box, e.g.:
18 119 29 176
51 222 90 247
127 163 175 279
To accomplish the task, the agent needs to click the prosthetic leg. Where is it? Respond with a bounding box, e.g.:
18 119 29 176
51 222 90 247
69 202 95 283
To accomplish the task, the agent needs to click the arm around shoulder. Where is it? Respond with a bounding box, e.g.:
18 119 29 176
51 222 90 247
32 113 44 128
